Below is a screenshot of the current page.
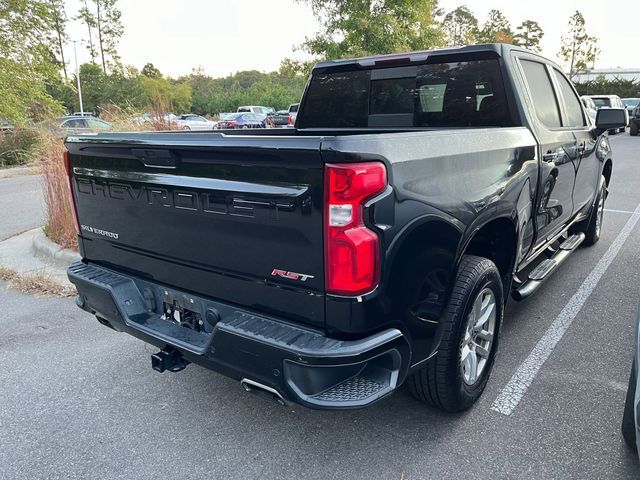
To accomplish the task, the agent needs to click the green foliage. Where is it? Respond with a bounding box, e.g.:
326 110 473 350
181 69 306 115
442 6 478 46
141 62 162 78
559 11 599 79
0 0 65 124
0 128 41 167
299 0 443 59
94 0 123 72
513 20 544 52
141 76 192 114
477 9 513 44
574 77 640 98
49 0 69 80
76 0 98 63
75 0 123 72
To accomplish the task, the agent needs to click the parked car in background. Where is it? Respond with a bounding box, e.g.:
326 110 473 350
587 95 629 133
175 114 217 131
580 96 597 123
237 106 274 116
134 112 178 127
630 104 640 136
622 98 640 119
48 116 111 137
0 117 14 131
622 306 640 457
268 104 300 128
217 112 266 129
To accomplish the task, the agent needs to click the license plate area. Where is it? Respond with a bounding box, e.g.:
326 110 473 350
160 289 213 334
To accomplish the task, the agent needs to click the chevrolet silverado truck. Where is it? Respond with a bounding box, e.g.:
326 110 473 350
65 44 627 412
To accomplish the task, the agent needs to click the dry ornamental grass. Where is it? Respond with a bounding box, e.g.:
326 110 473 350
38 132 78 250
0 265 74 297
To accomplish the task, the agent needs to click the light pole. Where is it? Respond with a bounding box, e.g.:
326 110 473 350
73 40 84 115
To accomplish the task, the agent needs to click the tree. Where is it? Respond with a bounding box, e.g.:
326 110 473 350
0 0 64 123
477 9 513 44
141 76 192 114
94 0 123 73
141 62 162 78
298 0 443 59
76 0 97 63
558 11 599 79
442 6 478 46
48 0 68 80
513 20 544 52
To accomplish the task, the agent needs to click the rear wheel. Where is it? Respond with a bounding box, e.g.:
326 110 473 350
407 255 503 412
631 122 639 136
622 360 638 451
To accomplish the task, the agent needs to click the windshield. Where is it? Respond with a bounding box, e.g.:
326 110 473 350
298 58 513 129
622 98 640 108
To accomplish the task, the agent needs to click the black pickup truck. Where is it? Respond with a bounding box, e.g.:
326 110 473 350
65 44 627 412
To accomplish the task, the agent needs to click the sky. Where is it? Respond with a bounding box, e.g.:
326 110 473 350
62 0 638 78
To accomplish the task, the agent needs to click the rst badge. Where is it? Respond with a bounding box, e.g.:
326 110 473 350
271 269 314 282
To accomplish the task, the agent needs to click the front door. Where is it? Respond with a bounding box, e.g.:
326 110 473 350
518 58 577 247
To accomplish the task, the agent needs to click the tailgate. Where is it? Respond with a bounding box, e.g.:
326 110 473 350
66 133 325 327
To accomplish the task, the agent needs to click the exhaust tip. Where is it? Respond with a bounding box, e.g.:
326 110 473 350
240 378 286 406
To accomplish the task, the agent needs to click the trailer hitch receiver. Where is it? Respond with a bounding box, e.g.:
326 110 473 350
151 346 190 373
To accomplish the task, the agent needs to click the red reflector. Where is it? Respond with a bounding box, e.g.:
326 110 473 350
64 150 81 234
324 162 387 296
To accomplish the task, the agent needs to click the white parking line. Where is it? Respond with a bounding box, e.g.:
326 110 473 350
491 201 640 416
605 208 640 215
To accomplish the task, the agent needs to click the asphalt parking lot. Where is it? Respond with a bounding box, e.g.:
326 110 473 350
1 133 639 479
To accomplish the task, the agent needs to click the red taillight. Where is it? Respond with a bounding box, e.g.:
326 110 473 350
324 162 387 296
64 150 80 234
287 115 292 125
228 121 237 125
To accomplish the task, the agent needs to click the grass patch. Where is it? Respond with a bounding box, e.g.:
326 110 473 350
0 265 74 297
0 128 41 168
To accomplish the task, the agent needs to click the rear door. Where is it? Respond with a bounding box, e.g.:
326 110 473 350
67 133 326 327
551 68 600 214
518 58 578 246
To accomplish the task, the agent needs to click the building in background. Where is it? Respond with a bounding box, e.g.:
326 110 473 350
573 68 640 83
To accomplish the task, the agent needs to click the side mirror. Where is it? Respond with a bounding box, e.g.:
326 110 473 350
595 108 627 131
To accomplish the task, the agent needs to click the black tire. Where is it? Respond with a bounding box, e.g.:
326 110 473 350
631 122 639 136
622 360 638 451
575 176 606 247
407 255 504 412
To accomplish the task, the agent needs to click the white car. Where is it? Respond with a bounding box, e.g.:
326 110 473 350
237 106 275 116
580 96 597 123
175 114 217 131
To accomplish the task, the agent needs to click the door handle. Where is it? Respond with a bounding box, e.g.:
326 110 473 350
542 151 557 163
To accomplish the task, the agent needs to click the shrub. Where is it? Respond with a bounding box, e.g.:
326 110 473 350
39 133 77 250
0 128 42 167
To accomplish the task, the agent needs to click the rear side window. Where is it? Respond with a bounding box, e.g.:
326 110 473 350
520 60 561 128
553 70 585 127
298 59 512 128
592 97 611 108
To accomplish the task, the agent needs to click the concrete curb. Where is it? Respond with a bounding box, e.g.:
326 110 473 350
0 165 39 179
31 228 80 266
